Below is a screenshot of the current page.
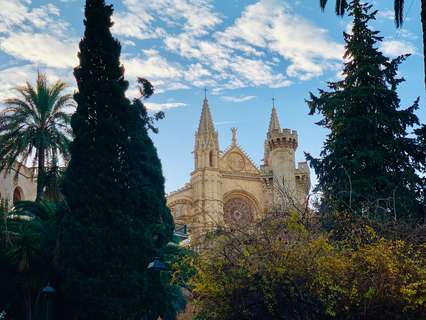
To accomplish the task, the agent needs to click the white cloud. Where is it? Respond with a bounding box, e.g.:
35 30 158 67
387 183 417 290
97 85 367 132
228 56 291 87
124 50 184 80
150 0 221 36
0 64 74 101
145 102 187 111
123 50 191 93
377 9 395 21
218 0 343 80
214 120 239 126
0 0 345 98
0 1 68 36
221 95 256 103
0 0 77 73
113 0 343 91
113 0 221 39
0 33 78 68
163 31 292 89
113 11 164 40
381 39 416 57
159 0 343 90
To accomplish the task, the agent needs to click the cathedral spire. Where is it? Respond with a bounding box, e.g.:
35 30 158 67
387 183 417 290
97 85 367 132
195 91 219 170
197 91 215 134
268 98 281 132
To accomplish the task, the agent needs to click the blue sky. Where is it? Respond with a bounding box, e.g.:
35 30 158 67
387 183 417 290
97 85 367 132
0 0 424 193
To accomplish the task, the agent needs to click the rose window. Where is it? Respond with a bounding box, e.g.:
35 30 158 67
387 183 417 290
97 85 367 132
224 198 254 226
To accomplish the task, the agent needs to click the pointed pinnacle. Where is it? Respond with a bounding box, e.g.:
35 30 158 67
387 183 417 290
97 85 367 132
198 97 215 134
268 105 281 132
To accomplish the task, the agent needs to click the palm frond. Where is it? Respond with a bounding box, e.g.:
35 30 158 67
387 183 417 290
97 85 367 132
335 0 347 16
0 72 74 194
395 0 404 27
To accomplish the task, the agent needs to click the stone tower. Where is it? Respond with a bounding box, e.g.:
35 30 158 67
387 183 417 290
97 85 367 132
191 96 223 230
262 103 309 210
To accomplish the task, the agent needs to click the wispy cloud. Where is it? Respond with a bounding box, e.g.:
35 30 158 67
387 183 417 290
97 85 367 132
0 64 74 101
221 95 256 103
218 0 343 81
0 0 344 98
377 9 395 21
214 120 240 126
0 1 77 103
0 1 69 36
114 0 343 92
0 33 78 68
113 0 221 40
381 39 416 57
145 101 187 111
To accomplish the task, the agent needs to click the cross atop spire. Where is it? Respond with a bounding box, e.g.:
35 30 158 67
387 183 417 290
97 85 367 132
268 99 281 132
204 88 207 100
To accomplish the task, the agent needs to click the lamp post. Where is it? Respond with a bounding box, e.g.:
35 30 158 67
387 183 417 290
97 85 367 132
41 284 55 320
147 257 168 271
147 257 168 320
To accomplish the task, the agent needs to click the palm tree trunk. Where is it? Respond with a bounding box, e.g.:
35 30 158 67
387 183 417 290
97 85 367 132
422 0 426 89
36 146 45 202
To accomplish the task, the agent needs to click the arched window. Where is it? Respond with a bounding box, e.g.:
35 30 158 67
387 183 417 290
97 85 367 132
13 187 23 205
209 151 214 167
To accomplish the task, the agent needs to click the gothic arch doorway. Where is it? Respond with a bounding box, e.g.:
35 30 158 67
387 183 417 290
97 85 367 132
13 187 23 205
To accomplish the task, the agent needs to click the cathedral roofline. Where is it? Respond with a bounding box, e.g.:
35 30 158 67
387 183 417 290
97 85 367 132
221 143 260 173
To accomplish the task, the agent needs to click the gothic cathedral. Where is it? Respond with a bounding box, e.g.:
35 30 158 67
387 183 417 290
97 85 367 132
167 97 311 236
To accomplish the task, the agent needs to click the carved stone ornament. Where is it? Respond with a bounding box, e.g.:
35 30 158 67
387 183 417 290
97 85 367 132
227 152 245 172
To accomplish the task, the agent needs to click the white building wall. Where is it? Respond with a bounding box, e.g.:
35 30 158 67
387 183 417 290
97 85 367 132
0 165 37 206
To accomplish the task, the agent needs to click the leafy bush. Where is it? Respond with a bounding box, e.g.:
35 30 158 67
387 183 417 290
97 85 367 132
191 214 426 320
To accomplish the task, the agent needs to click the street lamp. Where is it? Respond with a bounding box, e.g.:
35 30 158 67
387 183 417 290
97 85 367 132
147 258 168 320
147 257 168 271
41 284 56 296
41 284 55 320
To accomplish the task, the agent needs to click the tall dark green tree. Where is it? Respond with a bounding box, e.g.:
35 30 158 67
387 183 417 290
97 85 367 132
307 0 425 223
319 0 426 88
59 1 174 319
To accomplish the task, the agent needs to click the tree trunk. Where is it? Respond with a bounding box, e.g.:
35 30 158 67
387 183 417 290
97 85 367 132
422 0 426 89
36 146 45 202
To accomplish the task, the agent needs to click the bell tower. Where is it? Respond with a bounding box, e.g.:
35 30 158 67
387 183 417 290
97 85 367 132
263 101 299 209
191 94 222 232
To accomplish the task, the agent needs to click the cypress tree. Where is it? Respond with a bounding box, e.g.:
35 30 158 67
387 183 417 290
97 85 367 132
307 0 425 223
60 1 174 319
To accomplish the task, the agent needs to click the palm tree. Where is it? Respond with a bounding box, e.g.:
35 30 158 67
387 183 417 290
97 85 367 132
0 73 74 202
0 201 58 320
319 0 426 88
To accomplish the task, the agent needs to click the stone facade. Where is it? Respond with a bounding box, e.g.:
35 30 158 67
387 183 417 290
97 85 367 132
167 98 311 237
0 162 37 207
